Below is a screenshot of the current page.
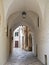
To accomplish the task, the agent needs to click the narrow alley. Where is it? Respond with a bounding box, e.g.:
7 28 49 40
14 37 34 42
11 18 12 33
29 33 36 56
6 48 43 65
0 0 49 65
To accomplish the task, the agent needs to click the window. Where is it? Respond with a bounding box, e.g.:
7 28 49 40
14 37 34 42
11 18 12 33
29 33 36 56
15 32 18 36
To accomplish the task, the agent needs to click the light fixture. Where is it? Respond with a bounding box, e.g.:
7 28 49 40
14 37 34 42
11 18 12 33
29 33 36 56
22 11 26 19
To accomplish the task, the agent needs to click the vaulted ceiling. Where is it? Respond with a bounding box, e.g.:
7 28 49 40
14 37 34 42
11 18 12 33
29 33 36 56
3 0 47 32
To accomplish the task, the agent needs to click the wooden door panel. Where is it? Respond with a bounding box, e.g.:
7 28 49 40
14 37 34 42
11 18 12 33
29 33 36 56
15 41 18 48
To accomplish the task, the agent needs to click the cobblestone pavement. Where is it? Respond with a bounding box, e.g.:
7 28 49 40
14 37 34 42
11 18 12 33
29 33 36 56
6 48 43 65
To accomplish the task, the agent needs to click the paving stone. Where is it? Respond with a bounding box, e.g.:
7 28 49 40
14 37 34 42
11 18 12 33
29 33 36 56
5 48 43 65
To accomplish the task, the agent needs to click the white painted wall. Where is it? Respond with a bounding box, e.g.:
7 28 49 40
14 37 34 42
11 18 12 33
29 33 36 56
0 0 49 65
13 26 23 48
0 1 9 65
19 26 22 48
34 1 49 65
13 28 19 48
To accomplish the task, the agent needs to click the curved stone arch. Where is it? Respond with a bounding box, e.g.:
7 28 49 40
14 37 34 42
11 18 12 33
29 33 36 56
11 21 34 33
8 11 38 33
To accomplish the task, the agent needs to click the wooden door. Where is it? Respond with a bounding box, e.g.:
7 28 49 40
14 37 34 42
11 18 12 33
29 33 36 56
15 41 18 48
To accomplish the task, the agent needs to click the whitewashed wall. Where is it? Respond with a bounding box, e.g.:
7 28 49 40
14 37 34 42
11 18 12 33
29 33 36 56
35 1 49 65
0 0 49 65
0 1 9 65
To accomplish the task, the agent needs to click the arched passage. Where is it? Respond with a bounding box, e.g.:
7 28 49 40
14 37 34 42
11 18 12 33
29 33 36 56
7 11 39 56
1 0 49 65
6 0 44 64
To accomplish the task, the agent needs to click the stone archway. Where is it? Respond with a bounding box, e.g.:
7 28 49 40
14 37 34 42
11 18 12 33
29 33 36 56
3 0 46 65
